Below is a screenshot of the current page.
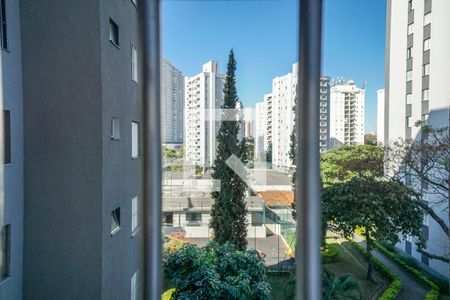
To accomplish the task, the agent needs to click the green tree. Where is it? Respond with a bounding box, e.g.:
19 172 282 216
289 101 297 219
210 49 248 250
322 268 361 300
321 144 384 187
322 178 423 281
364 133 377 146
164 242 272 300
284 267 361 300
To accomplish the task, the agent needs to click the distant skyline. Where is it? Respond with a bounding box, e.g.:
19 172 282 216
162 0 386 133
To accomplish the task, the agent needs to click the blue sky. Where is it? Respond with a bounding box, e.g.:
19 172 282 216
162 0 386 133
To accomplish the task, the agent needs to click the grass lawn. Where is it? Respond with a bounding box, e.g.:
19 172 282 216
267 273 290 299
324 241 387 299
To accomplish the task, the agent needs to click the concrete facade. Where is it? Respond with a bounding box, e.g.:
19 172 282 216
263 63 330 170
184 61 224 169
385 0 449 277
329 80 365 147
21 1 143 299
377 89 385 145
0 0 24 299
162 59 184 144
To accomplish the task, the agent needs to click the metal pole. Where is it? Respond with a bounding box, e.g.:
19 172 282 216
140 0 162 299
296 0 323 299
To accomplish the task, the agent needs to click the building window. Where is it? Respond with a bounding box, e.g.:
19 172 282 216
0 0 7 50
131 43 138 82
0 224 10 281
406 94 412 104
111 117 121 140
407 23 413 35
163 213 174 226
131 196 138 234
3 110 10 164
422 63 430 76
186 212 202 226
422 89 429 101
111 207 121 235
423 38 430 51
131 122 139 158
109 18 119 47
131 270 138 300
406 47 413 59
423 13 431 25
406 70 413 81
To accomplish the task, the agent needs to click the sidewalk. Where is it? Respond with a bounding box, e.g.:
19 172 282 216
358 240 428 300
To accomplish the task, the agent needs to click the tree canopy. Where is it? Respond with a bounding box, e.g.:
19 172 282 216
321 145 384 186
323 178 423 279
164 242 272 300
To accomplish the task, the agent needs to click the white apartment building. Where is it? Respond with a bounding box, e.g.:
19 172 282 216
385 0 449 277
272 64 298 169
377 89 385 145
162 59 184 145
254 101 266 161
329 80 365 148
184 61 225 169
267 63 330 170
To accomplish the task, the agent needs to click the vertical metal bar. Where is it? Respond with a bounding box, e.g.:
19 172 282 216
296 0 323 299
140 0 162 299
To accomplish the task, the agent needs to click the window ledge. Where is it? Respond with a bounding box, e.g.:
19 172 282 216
0 276 11 287
111 227 121 236
131 226 141 238
109 40 120 49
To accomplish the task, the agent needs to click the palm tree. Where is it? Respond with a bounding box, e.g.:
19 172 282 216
322 268 361 300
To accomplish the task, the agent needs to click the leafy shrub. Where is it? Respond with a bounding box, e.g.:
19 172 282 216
348 240 401 300
374 241 440 300
321 243 339 263
164 242 272 300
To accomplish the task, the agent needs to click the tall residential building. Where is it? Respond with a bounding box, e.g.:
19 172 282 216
162 59 184 145
0 0 24 299
254 101 266 160
184 61 225 169
272 63 298 169
21 1 143 299
269 63 331 170
263 93 273 155
385 0 449 277
377 89 385 145
329 80 365 148
319 76 331 151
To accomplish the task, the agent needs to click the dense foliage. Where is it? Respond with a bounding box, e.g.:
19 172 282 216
210 49 248 250
323 178 423 280
164 242 272 300
321 144 384 186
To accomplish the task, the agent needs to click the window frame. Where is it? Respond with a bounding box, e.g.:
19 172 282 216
131 196 139 235
0 224 11 281
3 110 11 164
0 0 7 50
131 121 139 159
131 43 138 83
109 18 120 48
111 207 121 235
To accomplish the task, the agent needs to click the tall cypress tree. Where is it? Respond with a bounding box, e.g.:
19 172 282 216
210 49 248 251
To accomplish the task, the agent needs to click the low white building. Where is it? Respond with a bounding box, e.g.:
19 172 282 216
162 196 267 239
